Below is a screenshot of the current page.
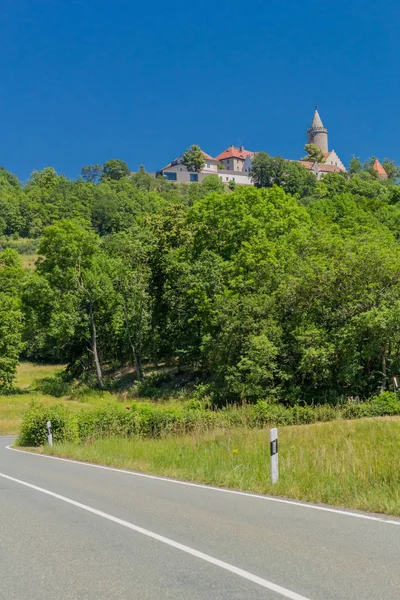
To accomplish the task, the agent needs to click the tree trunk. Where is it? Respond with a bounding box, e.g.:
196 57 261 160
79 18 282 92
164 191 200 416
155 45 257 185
89 303 103 389
380 341 388 394
123 303 143 379
127 326 143 380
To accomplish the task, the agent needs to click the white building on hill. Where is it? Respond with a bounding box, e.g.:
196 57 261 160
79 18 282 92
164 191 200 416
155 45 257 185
158 108 351 185
159 149 253 185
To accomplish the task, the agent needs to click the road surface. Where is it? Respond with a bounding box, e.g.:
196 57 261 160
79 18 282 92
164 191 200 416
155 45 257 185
1 436 400 599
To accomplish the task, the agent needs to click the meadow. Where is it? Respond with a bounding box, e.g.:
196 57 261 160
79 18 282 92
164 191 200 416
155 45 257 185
37 418 400 516
6 363 400 517
0 363 110 435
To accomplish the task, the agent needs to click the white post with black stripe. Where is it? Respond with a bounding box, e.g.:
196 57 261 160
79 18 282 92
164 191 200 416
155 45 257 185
270 427 278 484
46 420 53 447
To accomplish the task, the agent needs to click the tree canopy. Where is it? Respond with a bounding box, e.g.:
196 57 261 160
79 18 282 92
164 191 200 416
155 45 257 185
181 145 206 173
302 144 326 163
2 156 400 404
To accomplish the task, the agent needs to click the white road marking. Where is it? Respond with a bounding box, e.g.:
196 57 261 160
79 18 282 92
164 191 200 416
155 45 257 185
6 444 400 527
0 470 311 600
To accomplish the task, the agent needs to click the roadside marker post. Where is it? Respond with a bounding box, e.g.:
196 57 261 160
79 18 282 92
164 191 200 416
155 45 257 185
46 421 53 447
270 427 278 484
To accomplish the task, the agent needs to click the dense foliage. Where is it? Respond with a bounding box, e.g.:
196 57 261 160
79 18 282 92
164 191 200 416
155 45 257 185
2 158 400 404
18 391 400 447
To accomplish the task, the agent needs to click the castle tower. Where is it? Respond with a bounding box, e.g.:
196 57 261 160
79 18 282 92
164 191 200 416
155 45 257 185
307 107 328 154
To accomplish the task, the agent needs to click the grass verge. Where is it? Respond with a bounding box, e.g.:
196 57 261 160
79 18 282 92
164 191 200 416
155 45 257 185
33 417 400 516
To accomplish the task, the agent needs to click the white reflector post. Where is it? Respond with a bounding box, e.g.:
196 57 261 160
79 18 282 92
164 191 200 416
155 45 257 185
270 427 278 484
46 420 53 447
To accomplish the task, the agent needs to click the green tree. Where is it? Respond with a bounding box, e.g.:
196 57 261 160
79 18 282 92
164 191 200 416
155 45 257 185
0 166 20 188
0 248 24 388
249 152 272 187
36 221 116 388
363 157 380 178
181 145 206 173
282 161 317 198
0 295 24 388
131 165 155 191
27 167 62 189
382 158 400 180
349 156 362 174
101 159 130 182
249 154 316 197
302 144 326 163
104 231 152 379
81 164 101 183
200 174 225 195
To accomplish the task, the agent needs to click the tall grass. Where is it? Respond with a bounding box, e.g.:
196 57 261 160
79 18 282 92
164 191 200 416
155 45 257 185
40 418 400 516
0 363 110 435
15 363 65 389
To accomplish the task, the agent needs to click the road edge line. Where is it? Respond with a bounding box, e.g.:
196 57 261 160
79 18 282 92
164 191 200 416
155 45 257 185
0 470 311 600
6 443 400 527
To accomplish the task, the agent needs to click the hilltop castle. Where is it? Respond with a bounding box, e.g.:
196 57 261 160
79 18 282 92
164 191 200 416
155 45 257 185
159 108 385 184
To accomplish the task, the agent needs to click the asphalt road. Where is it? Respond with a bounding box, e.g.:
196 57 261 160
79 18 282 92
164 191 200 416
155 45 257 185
1 437 400 600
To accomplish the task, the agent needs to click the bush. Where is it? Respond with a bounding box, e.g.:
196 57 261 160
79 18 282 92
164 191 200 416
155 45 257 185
18 402 78 446
369 392 400 416
293 406 316 425
135 403 181 437
77 404 131 440
314 404 339 422
17 393 400 447
341 403 373 419
341 393 400 420
35 374 72 398
250 402 294 427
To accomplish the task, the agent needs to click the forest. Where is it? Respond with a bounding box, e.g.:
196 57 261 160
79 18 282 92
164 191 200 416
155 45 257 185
2 156 400 406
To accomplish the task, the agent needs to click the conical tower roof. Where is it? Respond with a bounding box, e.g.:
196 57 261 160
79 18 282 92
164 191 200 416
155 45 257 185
309 108 326 131
372 159 387 177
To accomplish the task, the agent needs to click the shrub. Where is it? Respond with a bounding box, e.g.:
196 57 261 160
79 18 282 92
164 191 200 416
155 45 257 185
134 403 178 437
314 404 339 422
293 406 316 425
341 403 373 420
250 402 294 427
183 398 204 411
35 375 72 398
341 393 400 420
77 404 131 440
369 392 400 416
18 402 78 447
17 393 400 447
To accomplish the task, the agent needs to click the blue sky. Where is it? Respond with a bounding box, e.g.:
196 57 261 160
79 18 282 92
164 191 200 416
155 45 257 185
1 0 399 181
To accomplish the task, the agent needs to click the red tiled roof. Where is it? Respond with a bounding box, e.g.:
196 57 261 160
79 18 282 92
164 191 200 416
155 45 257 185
373 159 387 177
216 146 255 161
202 151 217 161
